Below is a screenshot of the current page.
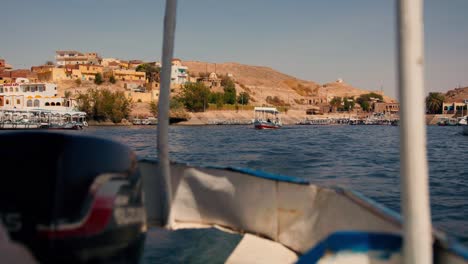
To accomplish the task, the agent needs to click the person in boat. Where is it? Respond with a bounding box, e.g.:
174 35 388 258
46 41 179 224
267 118 271 123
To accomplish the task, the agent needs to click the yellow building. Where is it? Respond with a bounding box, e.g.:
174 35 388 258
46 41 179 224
112 69 145 82
78 65 104 81
33 67 68 82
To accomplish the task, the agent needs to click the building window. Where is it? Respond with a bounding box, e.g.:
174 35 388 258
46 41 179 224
16 99 20 105
33 99 40 107
27 100 33 107
6 99 9 104
56 102 61 106
51 102 56 106
9 87 13 92
45 102 50 106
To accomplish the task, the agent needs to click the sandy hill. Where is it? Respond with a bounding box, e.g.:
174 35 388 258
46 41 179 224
184 61 396 108
444 86 468 103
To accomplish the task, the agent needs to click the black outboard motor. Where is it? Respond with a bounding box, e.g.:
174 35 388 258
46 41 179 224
0 132 146 263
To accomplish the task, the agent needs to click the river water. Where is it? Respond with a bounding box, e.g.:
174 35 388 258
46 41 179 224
76 124 468 246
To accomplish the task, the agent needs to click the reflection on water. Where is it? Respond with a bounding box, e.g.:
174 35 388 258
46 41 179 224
35 125 468 245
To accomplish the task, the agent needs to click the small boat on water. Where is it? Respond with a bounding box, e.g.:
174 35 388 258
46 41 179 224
438 117 459 126
253 107 282 129
133 116 158 125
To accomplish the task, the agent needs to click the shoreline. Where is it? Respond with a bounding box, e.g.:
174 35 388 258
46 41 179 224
86 111 459 126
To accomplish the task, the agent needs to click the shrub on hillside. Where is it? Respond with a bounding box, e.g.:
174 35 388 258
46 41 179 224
237 92 250 105
94 73 103 85
266 96 286 106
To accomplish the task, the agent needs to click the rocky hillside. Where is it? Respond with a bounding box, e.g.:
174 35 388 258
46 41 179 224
444 86 468 103
184 61 396 108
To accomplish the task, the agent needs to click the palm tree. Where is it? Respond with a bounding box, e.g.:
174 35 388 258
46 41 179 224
425 92 445 114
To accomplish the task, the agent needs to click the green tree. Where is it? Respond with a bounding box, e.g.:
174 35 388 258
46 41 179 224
356 93 383 112
76 88 133 123
209 92 225 109
94 73 103 85
343 97 355 111
330 97 342 110
237 92 250 105
359 101 371 111
136 63 160 83
109 75 116 84
425 92 445 114
179 82 211 112
222 77 236 104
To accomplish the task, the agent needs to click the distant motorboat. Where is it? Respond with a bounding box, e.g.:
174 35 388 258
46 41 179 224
253 107 282 129
133 117 158 125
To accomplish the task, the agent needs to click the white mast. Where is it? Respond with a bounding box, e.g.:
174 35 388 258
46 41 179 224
157 0 177 226
397 0 433 263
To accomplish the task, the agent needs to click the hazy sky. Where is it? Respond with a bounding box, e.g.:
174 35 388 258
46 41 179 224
2 0 467 98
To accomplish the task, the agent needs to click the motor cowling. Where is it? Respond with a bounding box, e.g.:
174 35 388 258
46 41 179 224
0 132 146 263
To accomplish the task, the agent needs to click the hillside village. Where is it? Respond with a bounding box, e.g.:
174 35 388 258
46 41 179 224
0 51 403 124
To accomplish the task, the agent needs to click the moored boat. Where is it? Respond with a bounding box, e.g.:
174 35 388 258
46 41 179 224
448 118 458 126
0 109 87 130
437 117 448 126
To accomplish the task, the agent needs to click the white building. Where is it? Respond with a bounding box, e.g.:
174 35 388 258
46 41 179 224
0 78 73 110
170 59 188 85
171 65 188 85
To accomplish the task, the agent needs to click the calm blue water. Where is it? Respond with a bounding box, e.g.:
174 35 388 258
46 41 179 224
73 125 468 246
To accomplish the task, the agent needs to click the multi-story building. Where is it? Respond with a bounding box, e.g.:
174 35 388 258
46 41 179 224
55 50 101 66
171 58 188 85
373 102 400 114
0 78 69 109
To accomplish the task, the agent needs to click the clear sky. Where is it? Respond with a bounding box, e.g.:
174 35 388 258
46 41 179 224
2 0 467 98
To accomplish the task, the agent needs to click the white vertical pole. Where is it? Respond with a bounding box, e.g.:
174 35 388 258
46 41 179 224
396 0 432 263
157 0 177 226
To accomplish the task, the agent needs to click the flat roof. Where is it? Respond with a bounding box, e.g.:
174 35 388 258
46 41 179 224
254 107 279 113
